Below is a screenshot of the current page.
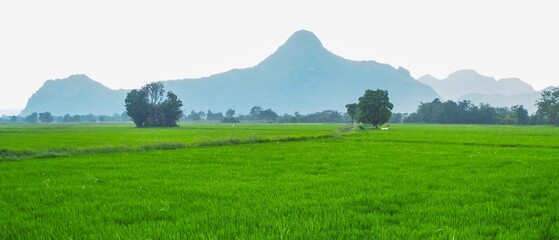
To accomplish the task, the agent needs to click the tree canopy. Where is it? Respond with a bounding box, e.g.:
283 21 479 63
39 112 54 123
345 103 357 124
125 82 183 127
24 112 38 123
404 99 531 125
356 89 393 128
248 106 278 122
536 87 559 126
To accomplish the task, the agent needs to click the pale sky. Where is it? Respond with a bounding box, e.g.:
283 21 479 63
1 0 558 110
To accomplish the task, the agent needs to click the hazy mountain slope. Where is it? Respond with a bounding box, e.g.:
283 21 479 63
459 86 556 114
20 74 127 116
163 30 439 113
21 30 440 115
458 92 539 113
418 69 535 100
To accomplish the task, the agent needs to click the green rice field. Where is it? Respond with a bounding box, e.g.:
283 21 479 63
1 123 558 239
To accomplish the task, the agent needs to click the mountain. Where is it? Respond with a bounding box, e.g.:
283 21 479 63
417 69 547 113
20 74 127 116
458 92 540 113
162 30 438 113
21 30 439 115
418 69 535 101
458 86 557 114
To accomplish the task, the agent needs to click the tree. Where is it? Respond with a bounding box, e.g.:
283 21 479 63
125 89 149 127
389 113 403 123
478 103 497 124
357 89 393 128
206 110 224 121
222 108 239 123
536 88 559 126
125 82 183 127
120 111 131 122
25 112 39 123
278 114 298 123
249 106 263 120
71 115 81 122
159 91 183 127
144 81 165 106
188 110 202 122
226 109 236 118
82 114 97 123
197 111 206 121
511 105 529 125
39 112 54 123
345 103 357 124
63 114 72 122
260 109 278 122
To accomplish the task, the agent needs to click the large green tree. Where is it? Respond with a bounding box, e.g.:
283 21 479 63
125 89 149 127
536 87 559 126
357 89 393 128
125 82 183 127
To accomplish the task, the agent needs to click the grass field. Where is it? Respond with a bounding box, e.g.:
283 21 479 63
1 123 558 239
0 123 341 160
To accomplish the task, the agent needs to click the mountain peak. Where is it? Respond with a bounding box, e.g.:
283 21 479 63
283 30 323 49
447 69 485 79
257 30 333 69
42 74 100 89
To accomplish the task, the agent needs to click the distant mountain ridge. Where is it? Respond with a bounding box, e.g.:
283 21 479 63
20 74 127 116
21 30 439 115
457 86 558 114
417 69 546 113
417 69 535 101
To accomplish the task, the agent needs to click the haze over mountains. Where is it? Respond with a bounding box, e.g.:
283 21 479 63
19 30 552 117
21 30 439 115
418 70 535 100
417 70 549 113
161 30 438 114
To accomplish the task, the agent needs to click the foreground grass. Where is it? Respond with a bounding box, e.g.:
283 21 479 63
0 124 558 239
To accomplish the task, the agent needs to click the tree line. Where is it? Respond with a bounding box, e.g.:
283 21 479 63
400 99 530 125
1 112 131 124
396 87 559 126
6 85 558 127
184 107 350 123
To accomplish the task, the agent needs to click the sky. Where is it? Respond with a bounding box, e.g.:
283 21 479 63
1 0 558 111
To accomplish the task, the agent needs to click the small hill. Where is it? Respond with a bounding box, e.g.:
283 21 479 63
20 74 127 116
418 69 535 101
